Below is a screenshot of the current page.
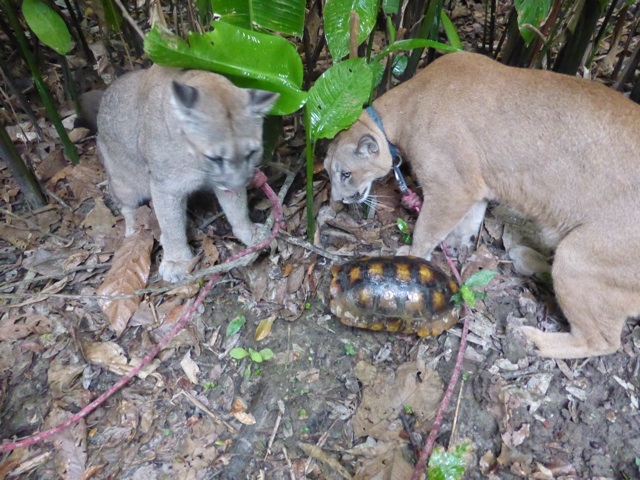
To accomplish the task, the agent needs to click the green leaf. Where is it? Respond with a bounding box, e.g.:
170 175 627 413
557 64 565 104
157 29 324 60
212 0 305 37
427 443 469 480
230 347 250 360
392 55 408 76
460 285 475 308
450 292 462 308
226 314 246 337
305 57 373 141
464 270 496 288
373 39 461 63
259 348 274 360
397 217 409 233
324 0 378 60
243 365 252 379
440 11 462 51
514 0 552 46
100 0 123 33
22 0 72 55
382 0 400 14
248 348 263 363
144 22 307 115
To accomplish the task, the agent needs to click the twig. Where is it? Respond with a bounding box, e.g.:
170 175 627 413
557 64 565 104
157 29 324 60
0 262 112 291
177 390 236 433
449 377 465 446
1 208 71 244
279 233 347 262
112 0 145 40
264 400 285 460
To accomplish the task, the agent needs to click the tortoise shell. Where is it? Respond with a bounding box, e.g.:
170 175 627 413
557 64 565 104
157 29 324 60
329 256 459 337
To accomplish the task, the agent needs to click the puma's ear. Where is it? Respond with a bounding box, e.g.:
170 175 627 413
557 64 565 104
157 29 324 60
356 134 379 157
171 80 199 109
248 89 279 115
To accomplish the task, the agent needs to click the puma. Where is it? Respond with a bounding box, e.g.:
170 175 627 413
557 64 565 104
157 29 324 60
324 51 640 359
95 65 278 282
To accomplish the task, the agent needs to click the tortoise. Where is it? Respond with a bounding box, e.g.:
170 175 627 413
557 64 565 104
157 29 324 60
329 256 460 337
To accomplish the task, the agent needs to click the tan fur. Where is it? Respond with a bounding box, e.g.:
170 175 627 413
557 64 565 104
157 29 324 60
96 65 278 282
325 52 640 358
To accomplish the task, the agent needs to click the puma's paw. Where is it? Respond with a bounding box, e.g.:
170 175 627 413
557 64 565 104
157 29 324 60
159 257 195 283
234 222 269 246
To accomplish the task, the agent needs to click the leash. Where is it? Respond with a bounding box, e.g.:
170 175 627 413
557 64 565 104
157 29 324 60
365 106 422 213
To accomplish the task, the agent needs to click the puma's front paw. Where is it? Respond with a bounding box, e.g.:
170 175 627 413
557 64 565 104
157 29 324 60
234 222 269 246
159 257 195 283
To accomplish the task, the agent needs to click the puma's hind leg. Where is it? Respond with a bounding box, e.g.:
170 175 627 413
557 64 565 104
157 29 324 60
520 225 640 358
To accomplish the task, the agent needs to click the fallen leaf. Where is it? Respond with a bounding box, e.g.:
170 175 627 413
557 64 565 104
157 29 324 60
254 315 276 341
96 229 153 336
353 359 444 441
180 350 200 384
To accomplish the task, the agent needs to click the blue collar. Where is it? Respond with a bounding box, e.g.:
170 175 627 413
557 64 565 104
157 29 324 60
365 106 408 195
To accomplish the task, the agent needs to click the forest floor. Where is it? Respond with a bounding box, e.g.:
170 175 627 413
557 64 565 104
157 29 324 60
2 2 640 480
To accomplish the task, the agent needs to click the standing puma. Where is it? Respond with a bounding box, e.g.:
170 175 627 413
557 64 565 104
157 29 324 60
96 65 278 282
325 51 640 359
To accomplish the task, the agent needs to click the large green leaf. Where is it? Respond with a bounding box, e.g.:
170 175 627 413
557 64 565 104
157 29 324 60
144 22 307 115
324 0 378 61
373 38 461 63
22 0 72 55
305 57 373 141
212 0 305 37
514 0 552 46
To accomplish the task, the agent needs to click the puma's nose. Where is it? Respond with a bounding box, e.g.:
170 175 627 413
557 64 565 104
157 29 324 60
349 191 363 202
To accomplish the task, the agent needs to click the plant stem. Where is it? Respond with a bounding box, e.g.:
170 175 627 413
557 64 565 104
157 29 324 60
305 116 316 241
2 0 79 164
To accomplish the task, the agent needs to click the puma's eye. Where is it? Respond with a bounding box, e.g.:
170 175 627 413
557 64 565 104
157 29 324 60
206 155 224 164
341 171 351 181
246 149 259 160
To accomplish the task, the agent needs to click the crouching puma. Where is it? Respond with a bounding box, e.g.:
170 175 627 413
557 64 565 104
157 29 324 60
96 65 278 282
324 51 640 359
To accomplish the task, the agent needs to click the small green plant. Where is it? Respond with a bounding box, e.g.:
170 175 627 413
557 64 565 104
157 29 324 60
230 347 275 379
203 381 217 390
403 405 413 415
451 270 496 308
344 343 357 356
427 442 470 480
397 218 412 244
230 347 274 363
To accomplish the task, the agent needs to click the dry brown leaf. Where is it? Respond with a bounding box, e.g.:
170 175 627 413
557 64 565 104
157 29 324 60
81 340 128 368
353 359 444 441
230 396 248 414
81 197 117 237
44 407 87 480
353 441 413 480
36 149 67 182
96 229 153 336
231 411 256 425
200 235 220 265
298 443 352 480
0 312 53 341
254 314 276 341
180 350 200 384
